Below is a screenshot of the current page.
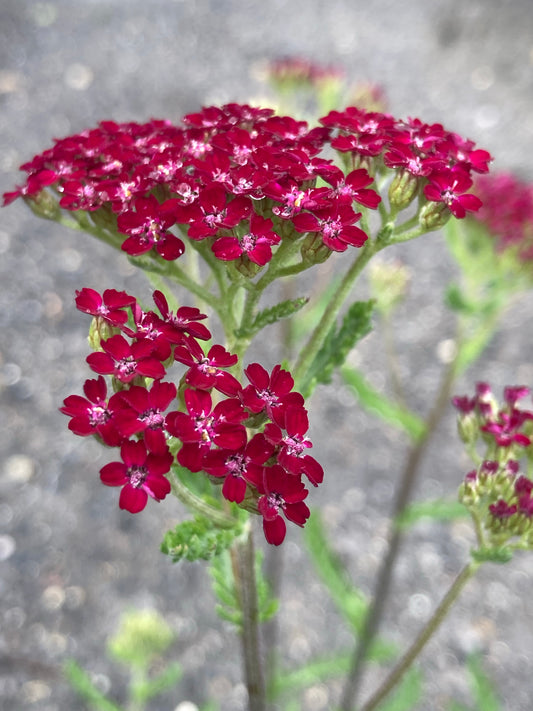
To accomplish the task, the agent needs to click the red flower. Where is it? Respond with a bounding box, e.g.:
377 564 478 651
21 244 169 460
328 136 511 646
240 363 304 418
99 439 172 513
255 465 310 545
87 334 166 383
173 338 241 396
423 168 482 218
166 389 247 471
292 204 368 252
115 380 177 450
75 287 136 327
212 212 281 265
60 376 124 446
173 184 251 240
117 194 185 260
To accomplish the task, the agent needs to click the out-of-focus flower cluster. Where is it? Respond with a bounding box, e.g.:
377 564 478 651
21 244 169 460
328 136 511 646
4 102 490 270
472 172 533 262
61 288 323 545
453 383 533 552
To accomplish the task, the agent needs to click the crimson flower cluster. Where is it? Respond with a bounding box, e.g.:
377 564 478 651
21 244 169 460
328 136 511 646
472 172 533 261
4 103 489 269
321 107 491 217
453 382 533 453
454 383 533 547
61 288 322 544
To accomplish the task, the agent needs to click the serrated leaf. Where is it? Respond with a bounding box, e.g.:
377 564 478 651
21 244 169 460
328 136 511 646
161 514 243 563
303 299 374 397
341 366 426 442
236 296 309 338
396 499 469 529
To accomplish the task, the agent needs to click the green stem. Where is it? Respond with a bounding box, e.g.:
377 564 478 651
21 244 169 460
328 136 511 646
292 240 376 389
231 527 266 711
169 468 237 529
358 561 480 711
339 357 458 711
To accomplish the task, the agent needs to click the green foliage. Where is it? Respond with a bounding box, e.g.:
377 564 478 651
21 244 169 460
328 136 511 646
210 549 278 629
304 512 396 662
107 609 174 669
131 662 183 707
341 365 426 442
64 660 123 711
235 295 309 338
376 668 422 711
302 299 375 398
396 499 469 530
470 546 513 564
161 513 245 562
466 654 501 711
268 651 354 699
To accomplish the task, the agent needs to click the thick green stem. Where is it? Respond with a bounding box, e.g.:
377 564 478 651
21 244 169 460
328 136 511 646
358 561 480 711
231 528 266 711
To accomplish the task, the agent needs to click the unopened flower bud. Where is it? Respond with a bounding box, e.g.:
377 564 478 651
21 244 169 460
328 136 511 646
301 232 332 265
388 169 419 210
25 190 61 221
234 256 263 279
419 201 452 231
88 317 118 351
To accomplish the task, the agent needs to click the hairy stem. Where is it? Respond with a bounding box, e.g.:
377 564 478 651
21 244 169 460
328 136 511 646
232 528 266 711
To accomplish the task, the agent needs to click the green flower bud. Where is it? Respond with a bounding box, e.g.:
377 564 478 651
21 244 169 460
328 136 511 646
419 200 452 231
388 169 419 210
25 190 61 221
300 232 332 265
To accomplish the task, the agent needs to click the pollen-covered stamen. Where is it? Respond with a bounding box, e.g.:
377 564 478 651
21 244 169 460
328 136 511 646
266 492 284 512
321 218 342 241
225 453 248 477
117 357 138 379
138 408 165 430
88 404 111 427
128 465 148 488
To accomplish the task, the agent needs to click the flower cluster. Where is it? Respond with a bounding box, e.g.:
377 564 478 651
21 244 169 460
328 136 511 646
4 103 490 271
266 57 345 87
61 288 322 544
321 107 491 218
472 172 533 261
453 383 533 552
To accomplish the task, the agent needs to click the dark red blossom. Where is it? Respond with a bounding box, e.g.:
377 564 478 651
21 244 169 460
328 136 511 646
75 287 136 327
166 388 247 471
152 290 211 341
240 363 304 418
117 194 185 260
212 212 281 265
173 184 250 240
60 376 124 446
99 439 172 513
292 204 368 252
115 380 177 450
173 338 241 396
253 465 310 545
423 169 483 218
87 334 166 383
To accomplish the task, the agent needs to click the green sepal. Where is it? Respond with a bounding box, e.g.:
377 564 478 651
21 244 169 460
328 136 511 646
235 296 309 338
302 299 374 398
470 546 513 564
161 511 245 563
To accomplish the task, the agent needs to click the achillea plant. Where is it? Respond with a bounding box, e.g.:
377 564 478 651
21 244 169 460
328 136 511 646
6 84 533 711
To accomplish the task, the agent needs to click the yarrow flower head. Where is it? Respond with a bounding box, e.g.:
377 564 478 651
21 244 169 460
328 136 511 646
59 288 324 545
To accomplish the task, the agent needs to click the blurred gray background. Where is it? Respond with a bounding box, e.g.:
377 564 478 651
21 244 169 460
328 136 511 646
1 1 533 710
